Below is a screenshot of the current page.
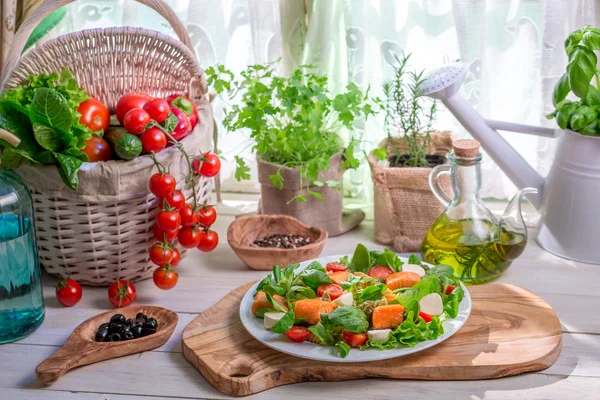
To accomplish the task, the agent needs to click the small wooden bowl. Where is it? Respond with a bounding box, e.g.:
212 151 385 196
227 215 328 270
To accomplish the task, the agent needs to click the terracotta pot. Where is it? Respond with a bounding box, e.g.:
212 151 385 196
368 131 453 252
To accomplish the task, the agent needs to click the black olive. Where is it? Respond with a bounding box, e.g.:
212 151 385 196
95 328 109 341
110 314 126 324
145 318 157 329
125 318 135 326
108 322 123 333
98 322 110 331
109 332 121 342
135 312 147 321
123 331 135 340
121 325 131 333
142 327 156 337
132 325 143 338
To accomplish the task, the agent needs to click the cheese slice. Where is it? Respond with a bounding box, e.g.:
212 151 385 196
419 293 443 316
263 312 286 329
402 263 426 277
367 329 392 343
332 292 354 307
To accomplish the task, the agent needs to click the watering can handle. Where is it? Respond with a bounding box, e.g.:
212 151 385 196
485 119 561 138
429 164 452 207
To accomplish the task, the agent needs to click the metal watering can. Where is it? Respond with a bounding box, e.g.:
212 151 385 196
421 64 600 264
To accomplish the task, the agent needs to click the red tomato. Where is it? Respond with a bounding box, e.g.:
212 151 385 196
156 210 181 232
167 94 199 128
161 190 185 210
342 330 368 348
55 278 82 307
170 248 181 267
169 107 191 140
141 127 167 153
149 242 173 266
326 262 348 272
82 136 111 162
107 280 136 308
149 173 176 198
192 152 221 178
78 98 110 132
196 205 216 226
123 108 151 134
442 284 456 295
152 223 178 242
316 283 344 300
143 98 170 123
116 93 152 124
286 325 311 342
178 226 201 248
197 230 218 252
368 265 394 279
153 266 178 290
419 311 433 323
179 204 198 227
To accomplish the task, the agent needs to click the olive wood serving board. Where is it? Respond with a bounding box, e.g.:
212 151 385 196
182 283 562 397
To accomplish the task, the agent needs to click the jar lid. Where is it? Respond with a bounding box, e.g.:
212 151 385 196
453 139 480 158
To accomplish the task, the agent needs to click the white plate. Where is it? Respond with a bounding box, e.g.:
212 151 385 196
239 254 472 363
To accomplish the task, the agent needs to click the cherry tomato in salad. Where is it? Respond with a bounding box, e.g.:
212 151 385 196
78 98 110 132
192 152 221 178
419 311 433 323
167 94 199 128
153 223 178 242
123 108 151 134
149 173 176 198
326 262 348 272
286 325 311 342
143 98 170 123
161 190 185 210
140 127 167 153
82 136 111 162
197 230 218 252
107 280 136 308
368 265 394 279
196 205 216 226
179 204 198 227
316 283 344 300
178 226 201 248
170 248 181 267
149 243 174 266
153 266 178 290
55 278 82 307
342 330 368 348
156 210 181 232
169 107 192 140
116 93 152 124
442 284 456 295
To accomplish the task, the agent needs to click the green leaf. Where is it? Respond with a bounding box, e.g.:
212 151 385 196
408 254 422 266
53 152 83 190
301 269 331 290
335 341 351 358
33 123 61 151
583 29 600 50
427 264 454 279
307 190 323 201
374 248 404 272
256 275 274 292
287 195 307 203
270 310 295 333
263 284 285 296
272 265 282 284
396 275 442 307
325 180 340 189
443 286 465 318
373 147 387 161
30 88 73 134
265 291 287 313
161 112 179 133
327 306 369 333
584 85 600 106
570 105 597 131
567 46 597 98
392 312 444 347
269 169 283 189
234 156 251 181
556 102 579 129
254 308 272 318
0 147 24 169
357 283 387 303
552 73 570 107
308 319 335 346
348 243 371 273
305 261 326 272
404 299 421 323
565 29 583 53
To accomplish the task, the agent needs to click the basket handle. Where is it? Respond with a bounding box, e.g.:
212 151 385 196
1 0 195 86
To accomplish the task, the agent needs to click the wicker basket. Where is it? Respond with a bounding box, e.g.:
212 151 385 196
0 0 213 286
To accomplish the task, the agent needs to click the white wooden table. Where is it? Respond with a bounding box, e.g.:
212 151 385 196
1 209 598 399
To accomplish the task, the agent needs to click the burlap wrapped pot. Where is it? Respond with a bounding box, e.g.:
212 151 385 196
368 132 453 252
257 154 364 237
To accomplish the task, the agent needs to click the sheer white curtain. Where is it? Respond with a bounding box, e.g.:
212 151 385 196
40 0 600 199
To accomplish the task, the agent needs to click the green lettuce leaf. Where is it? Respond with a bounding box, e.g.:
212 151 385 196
348 243 370 273
270 310 294 333
327 306 368 333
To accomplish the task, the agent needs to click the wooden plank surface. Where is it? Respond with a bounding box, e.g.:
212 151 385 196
1 212 599 399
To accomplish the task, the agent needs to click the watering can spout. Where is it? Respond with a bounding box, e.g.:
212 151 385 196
420 63 545 208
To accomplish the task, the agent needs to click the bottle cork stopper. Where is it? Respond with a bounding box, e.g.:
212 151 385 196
453 139 480 158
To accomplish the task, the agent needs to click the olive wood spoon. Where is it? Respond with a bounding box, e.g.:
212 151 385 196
36 305 178 384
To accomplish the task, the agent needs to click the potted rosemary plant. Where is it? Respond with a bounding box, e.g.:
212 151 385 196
369 53 453 252
207 62 376 236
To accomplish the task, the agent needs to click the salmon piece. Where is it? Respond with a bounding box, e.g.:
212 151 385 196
329 271 350 285
385 271 421 291
383 288 397 302
252 290 288 315
294 299 335 325
372 304 405 329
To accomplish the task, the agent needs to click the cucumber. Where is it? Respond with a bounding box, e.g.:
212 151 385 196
105 127 142 160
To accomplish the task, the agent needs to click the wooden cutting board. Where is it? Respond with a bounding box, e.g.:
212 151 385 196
182 283 561 397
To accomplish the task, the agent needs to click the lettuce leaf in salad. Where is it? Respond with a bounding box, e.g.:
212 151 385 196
408 254 422 265
396 275 442 307
357 283 386 303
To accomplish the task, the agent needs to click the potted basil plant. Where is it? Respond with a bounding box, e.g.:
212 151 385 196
206 63 376 236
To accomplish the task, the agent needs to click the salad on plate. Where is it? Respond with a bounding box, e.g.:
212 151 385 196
249 243 466 358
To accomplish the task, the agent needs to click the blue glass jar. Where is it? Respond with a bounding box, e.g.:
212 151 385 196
0 169 44 343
